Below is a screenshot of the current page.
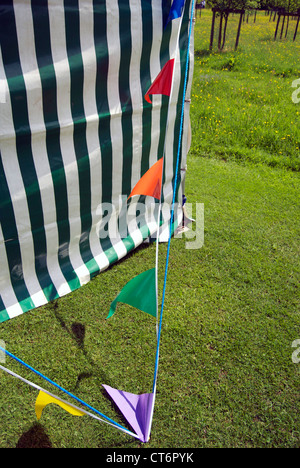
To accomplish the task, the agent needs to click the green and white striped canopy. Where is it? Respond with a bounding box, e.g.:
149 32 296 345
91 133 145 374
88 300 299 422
0 0 194 323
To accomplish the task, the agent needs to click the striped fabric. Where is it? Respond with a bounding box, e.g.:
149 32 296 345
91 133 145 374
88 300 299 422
0 0 194 323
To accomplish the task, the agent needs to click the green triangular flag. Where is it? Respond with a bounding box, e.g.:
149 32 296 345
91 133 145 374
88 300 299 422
107 269 157 319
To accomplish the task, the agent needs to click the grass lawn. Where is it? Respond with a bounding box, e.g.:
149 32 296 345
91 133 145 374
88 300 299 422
192 9 300 171
0 9 299 448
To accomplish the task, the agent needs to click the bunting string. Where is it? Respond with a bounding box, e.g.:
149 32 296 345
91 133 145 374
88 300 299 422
0 365 95 424
152 0 196 393
0 345 139 439
0 0 195 444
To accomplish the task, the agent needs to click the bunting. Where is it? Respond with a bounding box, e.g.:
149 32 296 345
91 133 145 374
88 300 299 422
35 390 85 420
0 361 140 439
107 269 157 319
0 0 195 445
103 0 193 443
166 0 186 25
128 158 163 201
144 59 175 104
103 385 154 444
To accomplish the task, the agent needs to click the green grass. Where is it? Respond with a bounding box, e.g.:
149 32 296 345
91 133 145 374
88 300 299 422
0 10 299 448
192 9 300 171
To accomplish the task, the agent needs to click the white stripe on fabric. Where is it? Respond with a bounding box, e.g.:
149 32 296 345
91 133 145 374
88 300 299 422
148 2 163 169
162 19 183 208
0 51 48 311
0 226 24 319
0 79 7 104
48 0 90 286
78 0 105 271
13 2 71 299
106 0 123 208
105 0 128 261
128 0 143 193
181 12 194 180
0 48 9 141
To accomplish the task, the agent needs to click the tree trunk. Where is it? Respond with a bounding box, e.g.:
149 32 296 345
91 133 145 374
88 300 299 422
222 14 229 50
280 14 286 39
274 13 281 40
294 15 300 41
209 9 216 50
218 13 223 51
285 15 290 38
235 11 243 50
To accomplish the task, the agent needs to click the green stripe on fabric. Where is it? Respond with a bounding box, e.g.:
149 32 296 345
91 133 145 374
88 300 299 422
173 0 191 203
31 0 80 291
158 15 172 206
0 296 40 323
118 0 133 198
93 0 117 261
0 156 35 311
0 296 6 316
64 0 99 277
140 0 153 176
118 0 135 250
1 4 57 302
0 308 10 324
93 1 112 204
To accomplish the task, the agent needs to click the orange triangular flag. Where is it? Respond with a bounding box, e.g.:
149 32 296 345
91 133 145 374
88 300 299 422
128 158 163 200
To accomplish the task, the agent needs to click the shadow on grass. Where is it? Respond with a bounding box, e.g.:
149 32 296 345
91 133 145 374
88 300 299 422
194 48 213 57
51 303 110 387
16 423 52 448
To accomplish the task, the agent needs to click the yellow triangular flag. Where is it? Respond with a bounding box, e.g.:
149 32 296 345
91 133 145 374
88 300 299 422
35 390 85 420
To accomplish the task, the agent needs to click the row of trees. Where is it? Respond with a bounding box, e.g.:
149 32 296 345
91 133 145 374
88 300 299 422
259 0 300 12
201 0 300 50
205 0 300 13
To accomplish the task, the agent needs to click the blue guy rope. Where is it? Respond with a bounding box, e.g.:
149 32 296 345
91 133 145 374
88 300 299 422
152 0 196 392
0 344 138 438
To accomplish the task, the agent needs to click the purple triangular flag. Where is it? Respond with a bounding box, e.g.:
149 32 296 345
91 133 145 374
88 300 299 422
103 384 154 443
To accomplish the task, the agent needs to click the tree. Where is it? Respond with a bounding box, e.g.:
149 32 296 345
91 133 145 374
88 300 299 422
271 0 300 40
207 0 260 50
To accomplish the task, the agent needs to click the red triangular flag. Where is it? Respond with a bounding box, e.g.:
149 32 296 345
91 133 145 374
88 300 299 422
103 385 154 443
128 158 163 200
145 59 175 104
